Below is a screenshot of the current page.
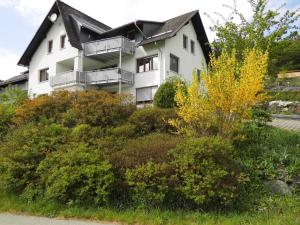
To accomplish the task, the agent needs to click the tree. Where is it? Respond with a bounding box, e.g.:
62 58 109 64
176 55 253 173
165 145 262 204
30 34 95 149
207 0 299 78
153 77 182 108
170 49 268 139
0 87 27 138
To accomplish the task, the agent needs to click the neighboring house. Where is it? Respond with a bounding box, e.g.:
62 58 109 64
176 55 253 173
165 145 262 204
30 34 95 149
18 0 210 104
0 72 29 93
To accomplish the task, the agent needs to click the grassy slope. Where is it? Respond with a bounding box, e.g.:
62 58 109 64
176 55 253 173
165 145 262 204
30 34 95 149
0 193 299 225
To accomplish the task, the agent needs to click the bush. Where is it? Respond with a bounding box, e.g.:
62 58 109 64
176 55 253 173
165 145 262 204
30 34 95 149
125 162 172 206
235 123 300 183
37 143 114 205
170 137 246 207
0 123 69 194
269 91 300 101
62 91 135 127
153 78 181 108
13 91 136 128
110 133 181 172
128 107 176 135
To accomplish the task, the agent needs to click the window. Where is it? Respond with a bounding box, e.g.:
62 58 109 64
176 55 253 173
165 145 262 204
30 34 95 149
191 40 195 54
60 35 66 49
136 86 157 104
48 40 53 53
136 55 158 73
196 69 201 81
170 54 179 73
183 34 188 49
39 68 49 82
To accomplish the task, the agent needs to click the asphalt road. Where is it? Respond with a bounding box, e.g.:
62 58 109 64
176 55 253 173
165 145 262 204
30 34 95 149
0 213 119 225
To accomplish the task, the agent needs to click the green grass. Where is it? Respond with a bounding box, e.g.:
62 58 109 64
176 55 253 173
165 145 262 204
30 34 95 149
0 193 299 225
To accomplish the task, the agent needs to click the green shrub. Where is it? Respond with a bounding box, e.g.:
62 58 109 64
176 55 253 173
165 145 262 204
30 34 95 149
62 91 135 127
269 91 300 101
170 137 246 207
0 123 69 194
107 124 136 138
0 88 28 138
125 162 172 206
153 78 181 108
235 123 300 183
37 143 114 205
110 133 181 172
13 91 136 128
128 107 176 135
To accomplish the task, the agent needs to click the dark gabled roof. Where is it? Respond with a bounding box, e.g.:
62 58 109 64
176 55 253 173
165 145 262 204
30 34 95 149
18 0 111 67
140 10 211 63
0 73 28 87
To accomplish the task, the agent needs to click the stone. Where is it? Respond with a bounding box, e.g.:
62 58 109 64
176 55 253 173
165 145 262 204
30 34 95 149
264 180 292 196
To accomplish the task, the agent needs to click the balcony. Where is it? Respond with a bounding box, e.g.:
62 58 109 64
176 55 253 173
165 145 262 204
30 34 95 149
50 69 134 88
83 36 135 61
50 71 85 88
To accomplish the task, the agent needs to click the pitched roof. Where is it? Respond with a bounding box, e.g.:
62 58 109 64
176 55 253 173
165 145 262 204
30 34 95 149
18 0 111 67
0 73 28 87
140 10 211 62
18 1 211 66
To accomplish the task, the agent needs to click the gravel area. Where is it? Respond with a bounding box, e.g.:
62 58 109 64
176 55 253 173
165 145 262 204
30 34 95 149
0 213 119 225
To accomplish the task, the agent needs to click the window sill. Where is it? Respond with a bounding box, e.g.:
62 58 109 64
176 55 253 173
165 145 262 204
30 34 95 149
39 80 49 84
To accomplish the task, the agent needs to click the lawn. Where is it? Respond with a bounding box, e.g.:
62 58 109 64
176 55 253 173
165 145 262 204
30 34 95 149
0 193 299 225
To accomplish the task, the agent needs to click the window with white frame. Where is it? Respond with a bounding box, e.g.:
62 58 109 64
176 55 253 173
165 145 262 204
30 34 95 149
48 40 53 53
170 54 179 73
60 34 66 49
39 68 49 82
136 55 159 73
136 86 158 104
191 40 195 54
183 34 188 49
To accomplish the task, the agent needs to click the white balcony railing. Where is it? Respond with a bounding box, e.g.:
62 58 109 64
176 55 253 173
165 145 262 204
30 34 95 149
50 68 134 88
83 36 135 57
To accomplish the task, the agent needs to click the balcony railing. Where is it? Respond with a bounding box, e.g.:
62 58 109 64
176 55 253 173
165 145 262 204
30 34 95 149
50 71 86 88
83 36 135 57
50 68 134 88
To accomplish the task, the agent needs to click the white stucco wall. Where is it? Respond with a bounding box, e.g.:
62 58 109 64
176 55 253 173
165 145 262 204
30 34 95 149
28 16 79 97
164 20 207 83
27 17 208 100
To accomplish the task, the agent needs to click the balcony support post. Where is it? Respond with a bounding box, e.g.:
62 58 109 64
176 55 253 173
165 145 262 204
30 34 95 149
118 49 122 95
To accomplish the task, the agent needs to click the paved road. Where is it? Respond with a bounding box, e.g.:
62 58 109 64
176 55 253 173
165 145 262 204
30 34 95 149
268 118 300 132
0 213 119 225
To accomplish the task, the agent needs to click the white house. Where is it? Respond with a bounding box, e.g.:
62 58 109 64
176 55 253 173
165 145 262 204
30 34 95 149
18 0 210 104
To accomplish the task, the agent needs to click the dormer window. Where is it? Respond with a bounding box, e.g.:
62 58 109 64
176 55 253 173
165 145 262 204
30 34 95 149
60 35 66 49
48 40 53 53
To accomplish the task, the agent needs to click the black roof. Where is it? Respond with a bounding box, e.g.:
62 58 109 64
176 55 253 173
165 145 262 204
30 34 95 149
0 73 28 87
18 0 111 66
18 1 210 66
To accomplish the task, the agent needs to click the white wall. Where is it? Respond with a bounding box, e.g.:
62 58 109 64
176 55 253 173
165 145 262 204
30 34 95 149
28 15 79 97
164 20 207 83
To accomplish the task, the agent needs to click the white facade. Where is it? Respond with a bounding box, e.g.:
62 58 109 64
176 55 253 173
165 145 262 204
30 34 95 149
27 17 207 103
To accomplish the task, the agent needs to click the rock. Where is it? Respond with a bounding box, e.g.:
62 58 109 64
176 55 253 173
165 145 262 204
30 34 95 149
264 180 292 196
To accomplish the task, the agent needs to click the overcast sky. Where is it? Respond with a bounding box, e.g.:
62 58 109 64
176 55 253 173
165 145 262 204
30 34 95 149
0 0 299 80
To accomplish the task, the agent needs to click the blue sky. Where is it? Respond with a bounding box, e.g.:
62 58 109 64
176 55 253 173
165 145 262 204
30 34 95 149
0 0 299 80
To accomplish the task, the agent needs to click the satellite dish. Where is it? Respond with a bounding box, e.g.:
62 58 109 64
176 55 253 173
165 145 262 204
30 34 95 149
49 13 58 22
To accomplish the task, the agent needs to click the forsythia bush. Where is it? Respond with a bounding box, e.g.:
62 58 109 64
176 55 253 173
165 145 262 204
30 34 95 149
171 49 268 138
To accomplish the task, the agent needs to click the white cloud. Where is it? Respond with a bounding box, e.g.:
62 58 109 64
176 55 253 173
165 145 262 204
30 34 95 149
0 50 27 80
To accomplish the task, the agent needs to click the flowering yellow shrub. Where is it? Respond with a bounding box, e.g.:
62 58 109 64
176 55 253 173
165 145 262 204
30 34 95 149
171 49 268 138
